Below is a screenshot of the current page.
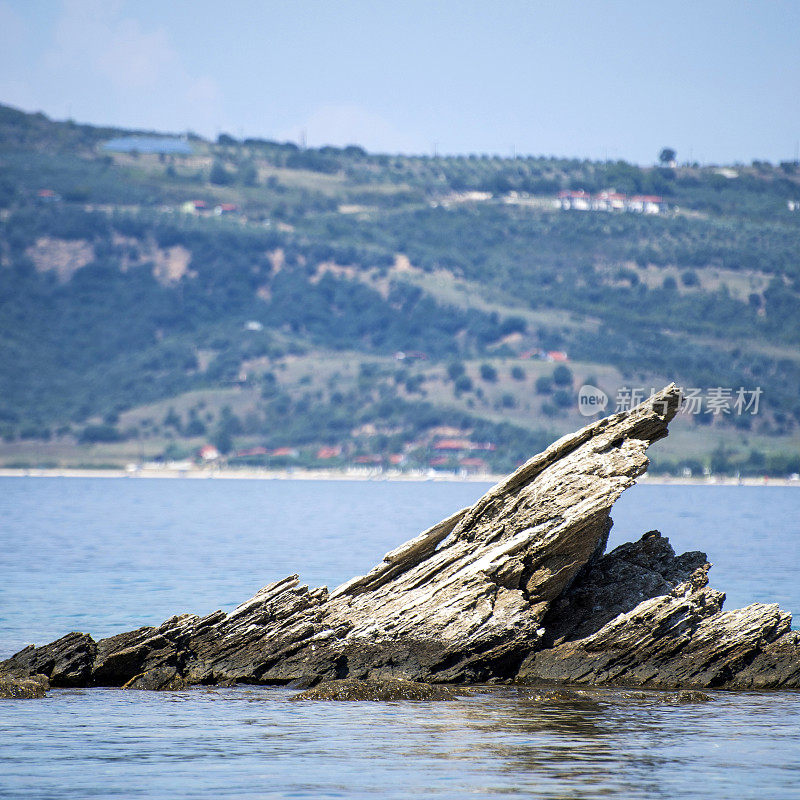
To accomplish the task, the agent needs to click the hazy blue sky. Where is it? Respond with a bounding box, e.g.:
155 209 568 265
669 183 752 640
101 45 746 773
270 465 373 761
1 0 798 164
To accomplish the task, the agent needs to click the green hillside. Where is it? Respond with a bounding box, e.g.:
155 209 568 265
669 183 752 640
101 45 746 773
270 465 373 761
1 103 799 476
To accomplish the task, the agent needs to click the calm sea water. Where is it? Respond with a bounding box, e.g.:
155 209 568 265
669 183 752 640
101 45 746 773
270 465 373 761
1 477 799 799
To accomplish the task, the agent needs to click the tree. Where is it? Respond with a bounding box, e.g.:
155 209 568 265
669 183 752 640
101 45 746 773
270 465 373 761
209 160 233 186
454 375 473 394
552 365 573 387
480 363 498 382
238 161 259 187
500 393 517 409
164 406 181 430
553 389 573 408
447 361 466 381
659 148 676 165
680 269 700 287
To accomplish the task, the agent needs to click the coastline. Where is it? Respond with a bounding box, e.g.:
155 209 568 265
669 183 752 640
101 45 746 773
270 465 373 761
0 466 797 486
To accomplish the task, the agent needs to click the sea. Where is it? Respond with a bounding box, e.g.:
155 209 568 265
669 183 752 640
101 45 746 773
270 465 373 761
0 477 798 799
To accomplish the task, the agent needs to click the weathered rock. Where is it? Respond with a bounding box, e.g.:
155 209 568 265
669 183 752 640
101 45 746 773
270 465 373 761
520 688 601 708
290 678 461 702
317 383 683 683
0 672 49 699
538 530 708 647
123 667 188 691
2 384 797 692
666 691 713 703
518 686 713 705
2 632 96 687
518 547 796 689
732 631 800 689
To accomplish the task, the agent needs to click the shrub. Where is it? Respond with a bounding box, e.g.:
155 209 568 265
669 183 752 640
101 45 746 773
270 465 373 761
454 375 473 394
553 389 573 408
480 363 498 382
552 365 573 387
79 424 125 443
447 361 466 381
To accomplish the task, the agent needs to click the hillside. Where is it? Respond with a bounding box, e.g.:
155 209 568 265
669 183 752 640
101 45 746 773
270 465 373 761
1 103 800 476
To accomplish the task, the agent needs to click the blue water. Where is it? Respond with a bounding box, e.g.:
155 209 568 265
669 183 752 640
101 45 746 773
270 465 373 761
1 478 799 799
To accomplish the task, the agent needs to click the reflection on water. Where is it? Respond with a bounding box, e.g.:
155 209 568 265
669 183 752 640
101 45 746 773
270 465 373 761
2 685 799 799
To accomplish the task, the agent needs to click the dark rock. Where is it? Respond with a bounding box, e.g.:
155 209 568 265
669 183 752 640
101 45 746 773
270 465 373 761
517 560 795 689
520 688 600 708
665 691 713 703
123 667 187 691
539 531 708 647
290 678 461 702
0 672 49 699
0 632 96 687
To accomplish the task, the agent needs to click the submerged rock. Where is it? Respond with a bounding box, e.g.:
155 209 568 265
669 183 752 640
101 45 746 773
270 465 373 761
520 688 601 708
666 691 714 703
0 672 49 699
123 667 188 691
2 384 797 692
290 678 461 702
517 686 713 705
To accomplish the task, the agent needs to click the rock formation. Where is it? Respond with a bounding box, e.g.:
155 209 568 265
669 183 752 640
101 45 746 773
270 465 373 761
0 671 49 699
517 531 800 689
290 678 463 702
2 384 798 695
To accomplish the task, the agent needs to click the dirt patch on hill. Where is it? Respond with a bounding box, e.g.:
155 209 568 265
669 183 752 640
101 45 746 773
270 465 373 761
152 245 192 284
26 237 95 281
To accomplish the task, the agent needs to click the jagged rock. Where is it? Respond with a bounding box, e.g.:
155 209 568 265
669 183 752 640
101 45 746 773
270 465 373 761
518 552 796 689
0 672 49 699
538 531 709 647
2 384 797 692
290 678 461 702
732 631 800 689
2 632 96 687
123 666 188 691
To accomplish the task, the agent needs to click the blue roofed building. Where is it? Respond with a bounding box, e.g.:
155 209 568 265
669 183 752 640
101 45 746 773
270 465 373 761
103 136 193 155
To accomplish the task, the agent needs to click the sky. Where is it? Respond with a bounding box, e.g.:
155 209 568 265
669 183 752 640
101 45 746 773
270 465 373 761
1 0 798 165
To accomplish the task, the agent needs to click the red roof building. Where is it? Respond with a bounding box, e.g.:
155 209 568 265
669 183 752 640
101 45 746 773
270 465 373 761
353 454 382 464
271 447 297 457
434 438 474 451
199 444 220 461
235 446 268 458
316 446 342 459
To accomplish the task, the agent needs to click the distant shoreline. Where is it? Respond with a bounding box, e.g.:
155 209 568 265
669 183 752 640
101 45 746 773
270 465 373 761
0 467 797 487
